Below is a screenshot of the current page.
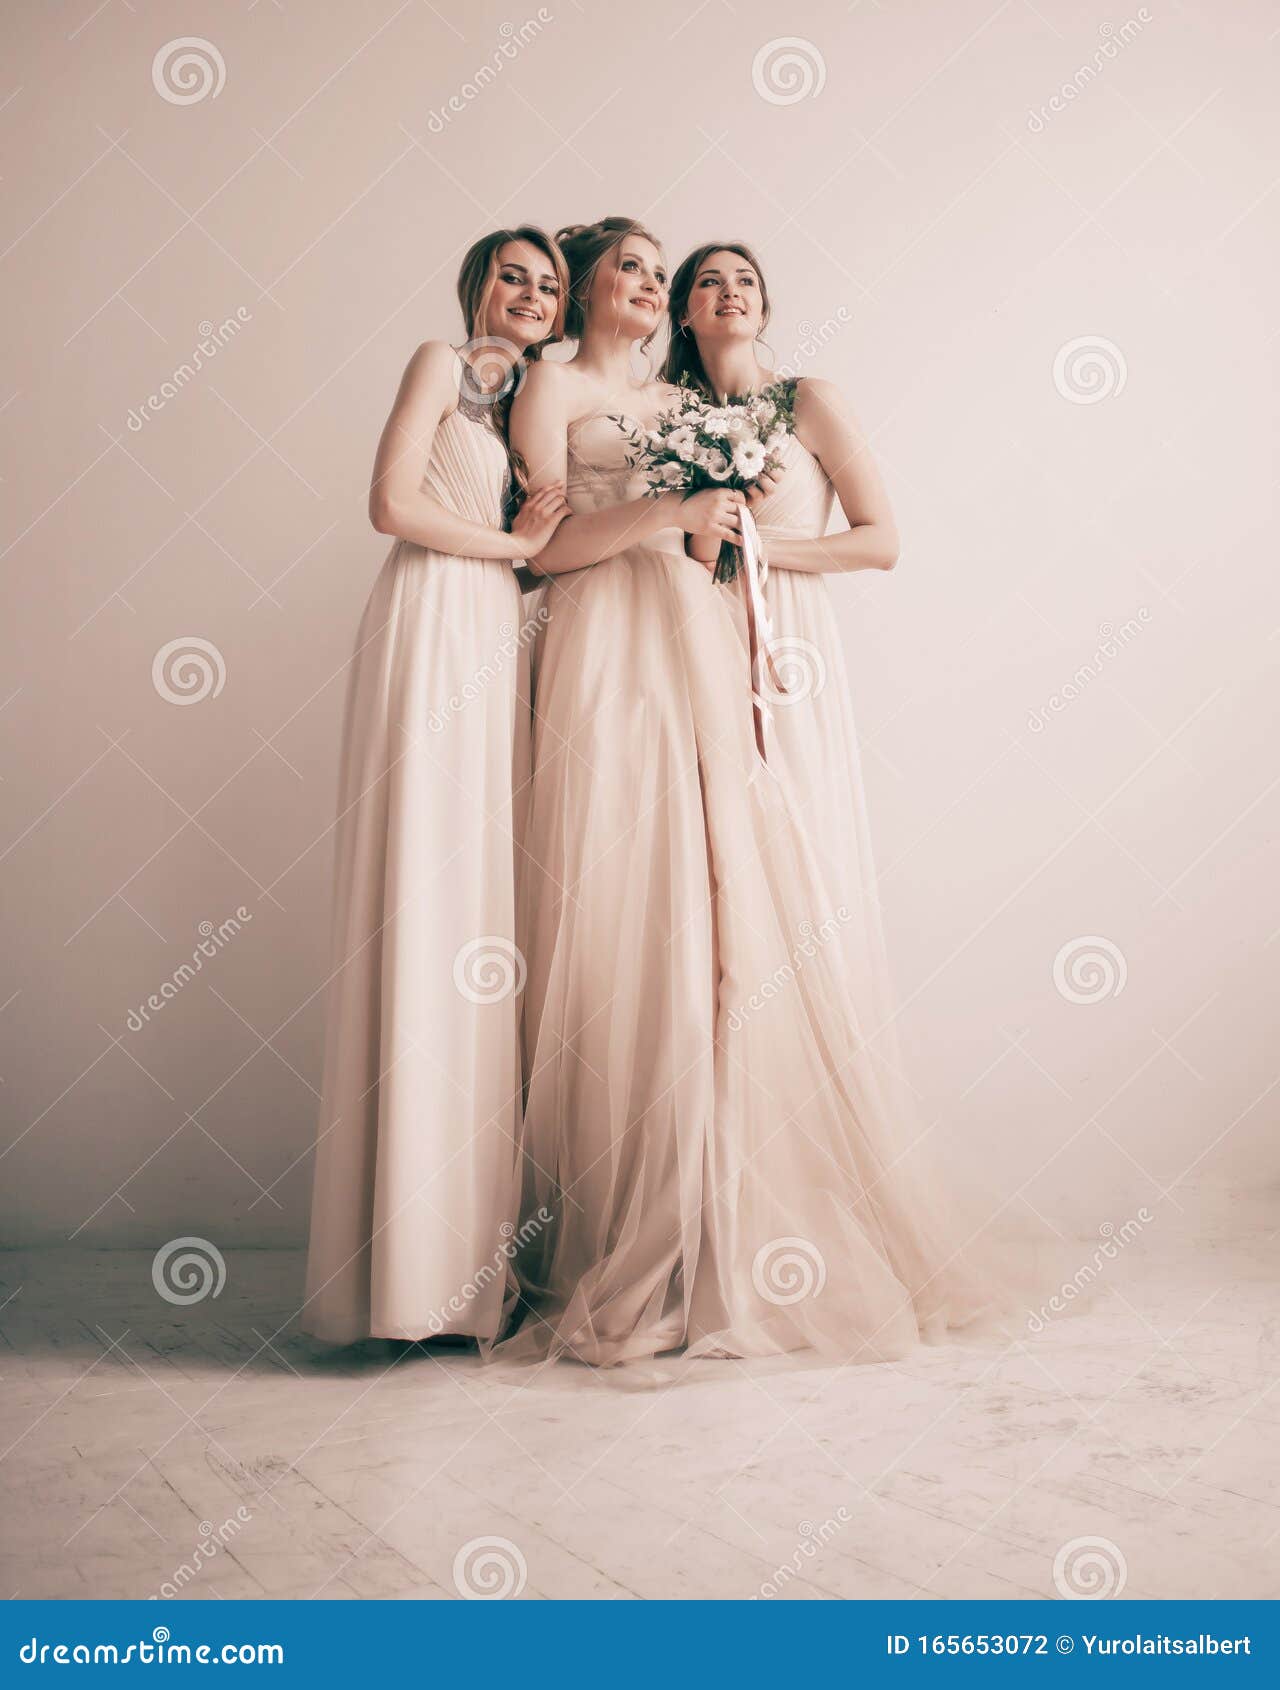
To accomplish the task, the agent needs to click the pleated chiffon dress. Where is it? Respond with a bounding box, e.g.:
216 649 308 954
304 366 531 1344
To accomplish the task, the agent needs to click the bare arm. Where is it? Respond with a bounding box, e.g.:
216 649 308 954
368 341 540 561
761 378 899 574
511 363 683 576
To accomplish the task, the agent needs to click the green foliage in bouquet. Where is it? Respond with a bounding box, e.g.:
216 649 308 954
613 375 797 581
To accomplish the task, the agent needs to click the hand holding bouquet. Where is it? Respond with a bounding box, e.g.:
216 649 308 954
615 377 796 583
614 377 799 764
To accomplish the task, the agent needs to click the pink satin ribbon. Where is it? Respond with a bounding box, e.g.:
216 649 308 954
737 507 788 764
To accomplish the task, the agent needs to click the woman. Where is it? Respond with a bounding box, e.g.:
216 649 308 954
665 241 908 1139
304 227 572 1346
503 218 999 1370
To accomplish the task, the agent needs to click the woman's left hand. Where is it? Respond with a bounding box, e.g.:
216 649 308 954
744 465 785 512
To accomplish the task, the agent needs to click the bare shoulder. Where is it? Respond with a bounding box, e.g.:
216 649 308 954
793 375 851 422
517 356 581 414
405 338 459 380
396 338 461 411
522 357 581 395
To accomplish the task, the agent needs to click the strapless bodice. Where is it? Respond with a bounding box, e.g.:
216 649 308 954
565 410 649 512
565 409 835 543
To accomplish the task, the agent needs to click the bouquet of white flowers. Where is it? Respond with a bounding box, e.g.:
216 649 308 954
614 377 799 763
615 376 796 583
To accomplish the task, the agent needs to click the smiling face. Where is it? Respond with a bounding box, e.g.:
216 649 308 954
588 235 668 339
681 248 765 348
481 239 563 348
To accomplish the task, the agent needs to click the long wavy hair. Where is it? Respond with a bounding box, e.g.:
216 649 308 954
662 240 772 394
455 226 569 514
554 215 665 348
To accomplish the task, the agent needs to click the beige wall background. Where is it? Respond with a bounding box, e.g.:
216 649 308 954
2 0 1276 1248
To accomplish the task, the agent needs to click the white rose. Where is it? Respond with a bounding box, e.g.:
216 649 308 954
702 449 732 481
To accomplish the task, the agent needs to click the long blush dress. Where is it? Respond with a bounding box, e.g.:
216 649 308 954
304 366 529 1345
503 407 1003 1369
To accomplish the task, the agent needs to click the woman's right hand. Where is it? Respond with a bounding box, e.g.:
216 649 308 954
510 484 573 558
678 487 744 543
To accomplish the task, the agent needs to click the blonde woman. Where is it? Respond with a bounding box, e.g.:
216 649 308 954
502 218 1002 1371
305 227 570 1346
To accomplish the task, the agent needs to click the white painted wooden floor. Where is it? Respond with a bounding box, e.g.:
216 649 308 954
3 1195 1278 1601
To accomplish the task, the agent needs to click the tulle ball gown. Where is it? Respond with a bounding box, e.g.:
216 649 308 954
304 370 528 1345
504 406 1004 1369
